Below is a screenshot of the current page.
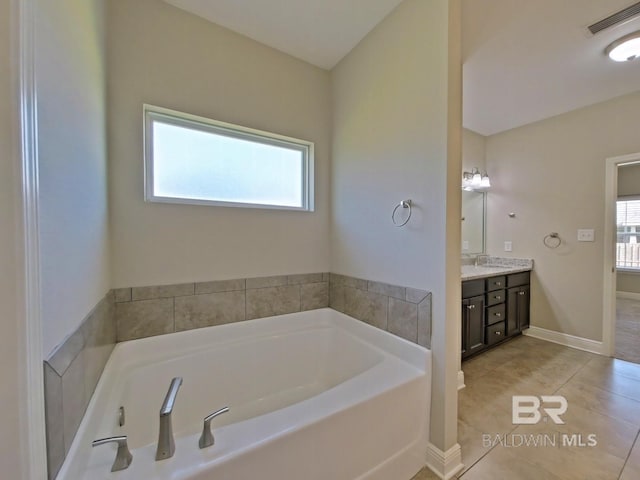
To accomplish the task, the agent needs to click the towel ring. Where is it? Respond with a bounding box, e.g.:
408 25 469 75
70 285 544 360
543 232 561 249
392 200 412 227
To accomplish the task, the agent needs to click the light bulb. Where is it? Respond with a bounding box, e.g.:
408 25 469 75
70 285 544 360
480 173 491 189
606 31 640 62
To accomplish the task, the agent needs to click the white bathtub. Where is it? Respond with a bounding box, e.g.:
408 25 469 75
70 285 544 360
58 308 431 480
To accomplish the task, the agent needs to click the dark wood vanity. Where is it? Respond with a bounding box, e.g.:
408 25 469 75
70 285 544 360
461 271 530 359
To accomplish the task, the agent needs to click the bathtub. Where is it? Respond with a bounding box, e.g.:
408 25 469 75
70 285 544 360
58 308 431 480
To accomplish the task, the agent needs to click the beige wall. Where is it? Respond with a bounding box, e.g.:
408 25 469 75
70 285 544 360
0 0 24 476
108 0 331 288
486 90 640 341
331 0 461 454
36 0 110 356
617 163 640 294
462 128 486 172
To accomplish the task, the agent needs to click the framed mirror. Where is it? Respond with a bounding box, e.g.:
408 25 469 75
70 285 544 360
461 190 486 254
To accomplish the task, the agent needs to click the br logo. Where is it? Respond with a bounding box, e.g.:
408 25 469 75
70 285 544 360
512 395 568 425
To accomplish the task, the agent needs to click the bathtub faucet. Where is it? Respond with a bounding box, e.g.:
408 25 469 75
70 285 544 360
155 376 183 461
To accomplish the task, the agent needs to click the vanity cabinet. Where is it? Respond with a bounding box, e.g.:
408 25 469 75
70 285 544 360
462 271 530 360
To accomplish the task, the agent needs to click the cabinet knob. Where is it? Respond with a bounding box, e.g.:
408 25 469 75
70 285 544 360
495 331 501 336
494 312 502 317
467 304 475 310
496 282 502 286
495 295 501 300
519 291 526 296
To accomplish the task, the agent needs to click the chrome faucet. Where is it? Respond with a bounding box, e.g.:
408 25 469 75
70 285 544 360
92 436 133 472
155 377 183 461
475 254 490 267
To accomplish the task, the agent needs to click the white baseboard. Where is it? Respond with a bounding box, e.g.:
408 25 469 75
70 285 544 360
425 442 464 480
617 291 640 301
523 326 604 355
457 370 465 390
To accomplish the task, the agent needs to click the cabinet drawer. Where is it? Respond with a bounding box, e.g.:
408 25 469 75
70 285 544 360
507 271 530 288
486 321 506 345
486 289 505 307
486 303 505 325
462 279 484 298
486 276 506 291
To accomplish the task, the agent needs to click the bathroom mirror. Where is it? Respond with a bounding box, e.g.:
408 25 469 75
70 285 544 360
461 190 486 254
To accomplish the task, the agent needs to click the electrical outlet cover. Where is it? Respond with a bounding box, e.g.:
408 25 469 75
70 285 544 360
577 229 595 242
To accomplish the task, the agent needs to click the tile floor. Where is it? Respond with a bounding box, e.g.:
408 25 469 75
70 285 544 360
616 297 640 364
412 335 640 479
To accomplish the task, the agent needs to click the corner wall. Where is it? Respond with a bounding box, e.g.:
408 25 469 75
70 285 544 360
0 0 25 476
107 0 331 288
330 0 462 467
485 90 640 341
36 0 111 357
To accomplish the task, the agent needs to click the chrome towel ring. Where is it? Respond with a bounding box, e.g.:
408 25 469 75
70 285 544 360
392 200 412 227
543 232 561 249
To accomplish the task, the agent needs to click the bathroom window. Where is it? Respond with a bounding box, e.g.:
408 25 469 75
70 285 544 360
616 198 640 270
144 105 314 211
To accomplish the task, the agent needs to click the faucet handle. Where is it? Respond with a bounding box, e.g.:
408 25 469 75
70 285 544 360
92 436 133 472
199 406 230 449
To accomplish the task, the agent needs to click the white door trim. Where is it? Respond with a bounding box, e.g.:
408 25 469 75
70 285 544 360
14 0 48 477
603 152 640 357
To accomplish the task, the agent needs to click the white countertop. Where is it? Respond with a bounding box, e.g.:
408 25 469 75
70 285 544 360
461 264 532 281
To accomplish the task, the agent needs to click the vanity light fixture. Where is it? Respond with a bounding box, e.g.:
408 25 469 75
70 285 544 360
606 30 640 62
462 168 491 191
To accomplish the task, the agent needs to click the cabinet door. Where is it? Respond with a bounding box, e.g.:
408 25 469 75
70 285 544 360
517 285 530 330
507 287 520 336
463 295 485 358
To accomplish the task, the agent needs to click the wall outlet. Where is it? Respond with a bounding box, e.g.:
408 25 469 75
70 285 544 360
504 241 513 252
577 229 595 242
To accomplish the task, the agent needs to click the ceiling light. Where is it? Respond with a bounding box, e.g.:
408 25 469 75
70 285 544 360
606 31 640 62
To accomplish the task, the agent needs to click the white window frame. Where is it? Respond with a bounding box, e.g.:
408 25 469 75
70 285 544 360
616 196 640 273
143 104 314 211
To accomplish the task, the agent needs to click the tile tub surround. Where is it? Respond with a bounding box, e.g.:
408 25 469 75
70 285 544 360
43 291 116 480
114 273 330 342
329 273 432 348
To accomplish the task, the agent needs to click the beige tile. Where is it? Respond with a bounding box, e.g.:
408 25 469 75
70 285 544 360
573 358 640 402
175 291 245 331
81 295 116 400
246 285 300 320
411 467 442 480
461 445 563 480
116 298 174 341
344 287 388 330
625 437 640 469
245 275 288 289
388 298 418 342
47 327 84 376
300 282 329 311
131 282 194 301
620 463 640 480
367 280 405 300
322 272 330 282
329 284 346 313
556 380 640 427
406 287 429 304
114 287 132 303
507 433 626 480
329 273 367 290
195 278 245 295
418 294 432 348
287 273 324 285
62 352 87 454
458 419 493 474
43 363 65 480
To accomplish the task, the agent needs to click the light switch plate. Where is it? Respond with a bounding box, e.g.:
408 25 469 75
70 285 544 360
504 241 513 252
577 229 595 242
462 240 469 251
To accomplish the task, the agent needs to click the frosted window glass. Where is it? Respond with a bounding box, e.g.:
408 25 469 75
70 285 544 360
144 106 313 211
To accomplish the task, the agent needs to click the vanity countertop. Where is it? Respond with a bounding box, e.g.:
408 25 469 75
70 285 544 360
461 264 532 281
461 257 534 281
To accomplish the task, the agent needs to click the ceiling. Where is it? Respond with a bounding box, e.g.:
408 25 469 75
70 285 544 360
164 0 640 136
463 0 640 136
163 0 404 70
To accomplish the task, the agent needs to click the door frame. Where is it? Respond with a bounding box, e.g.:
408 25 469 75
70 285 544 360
602 152 640 357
